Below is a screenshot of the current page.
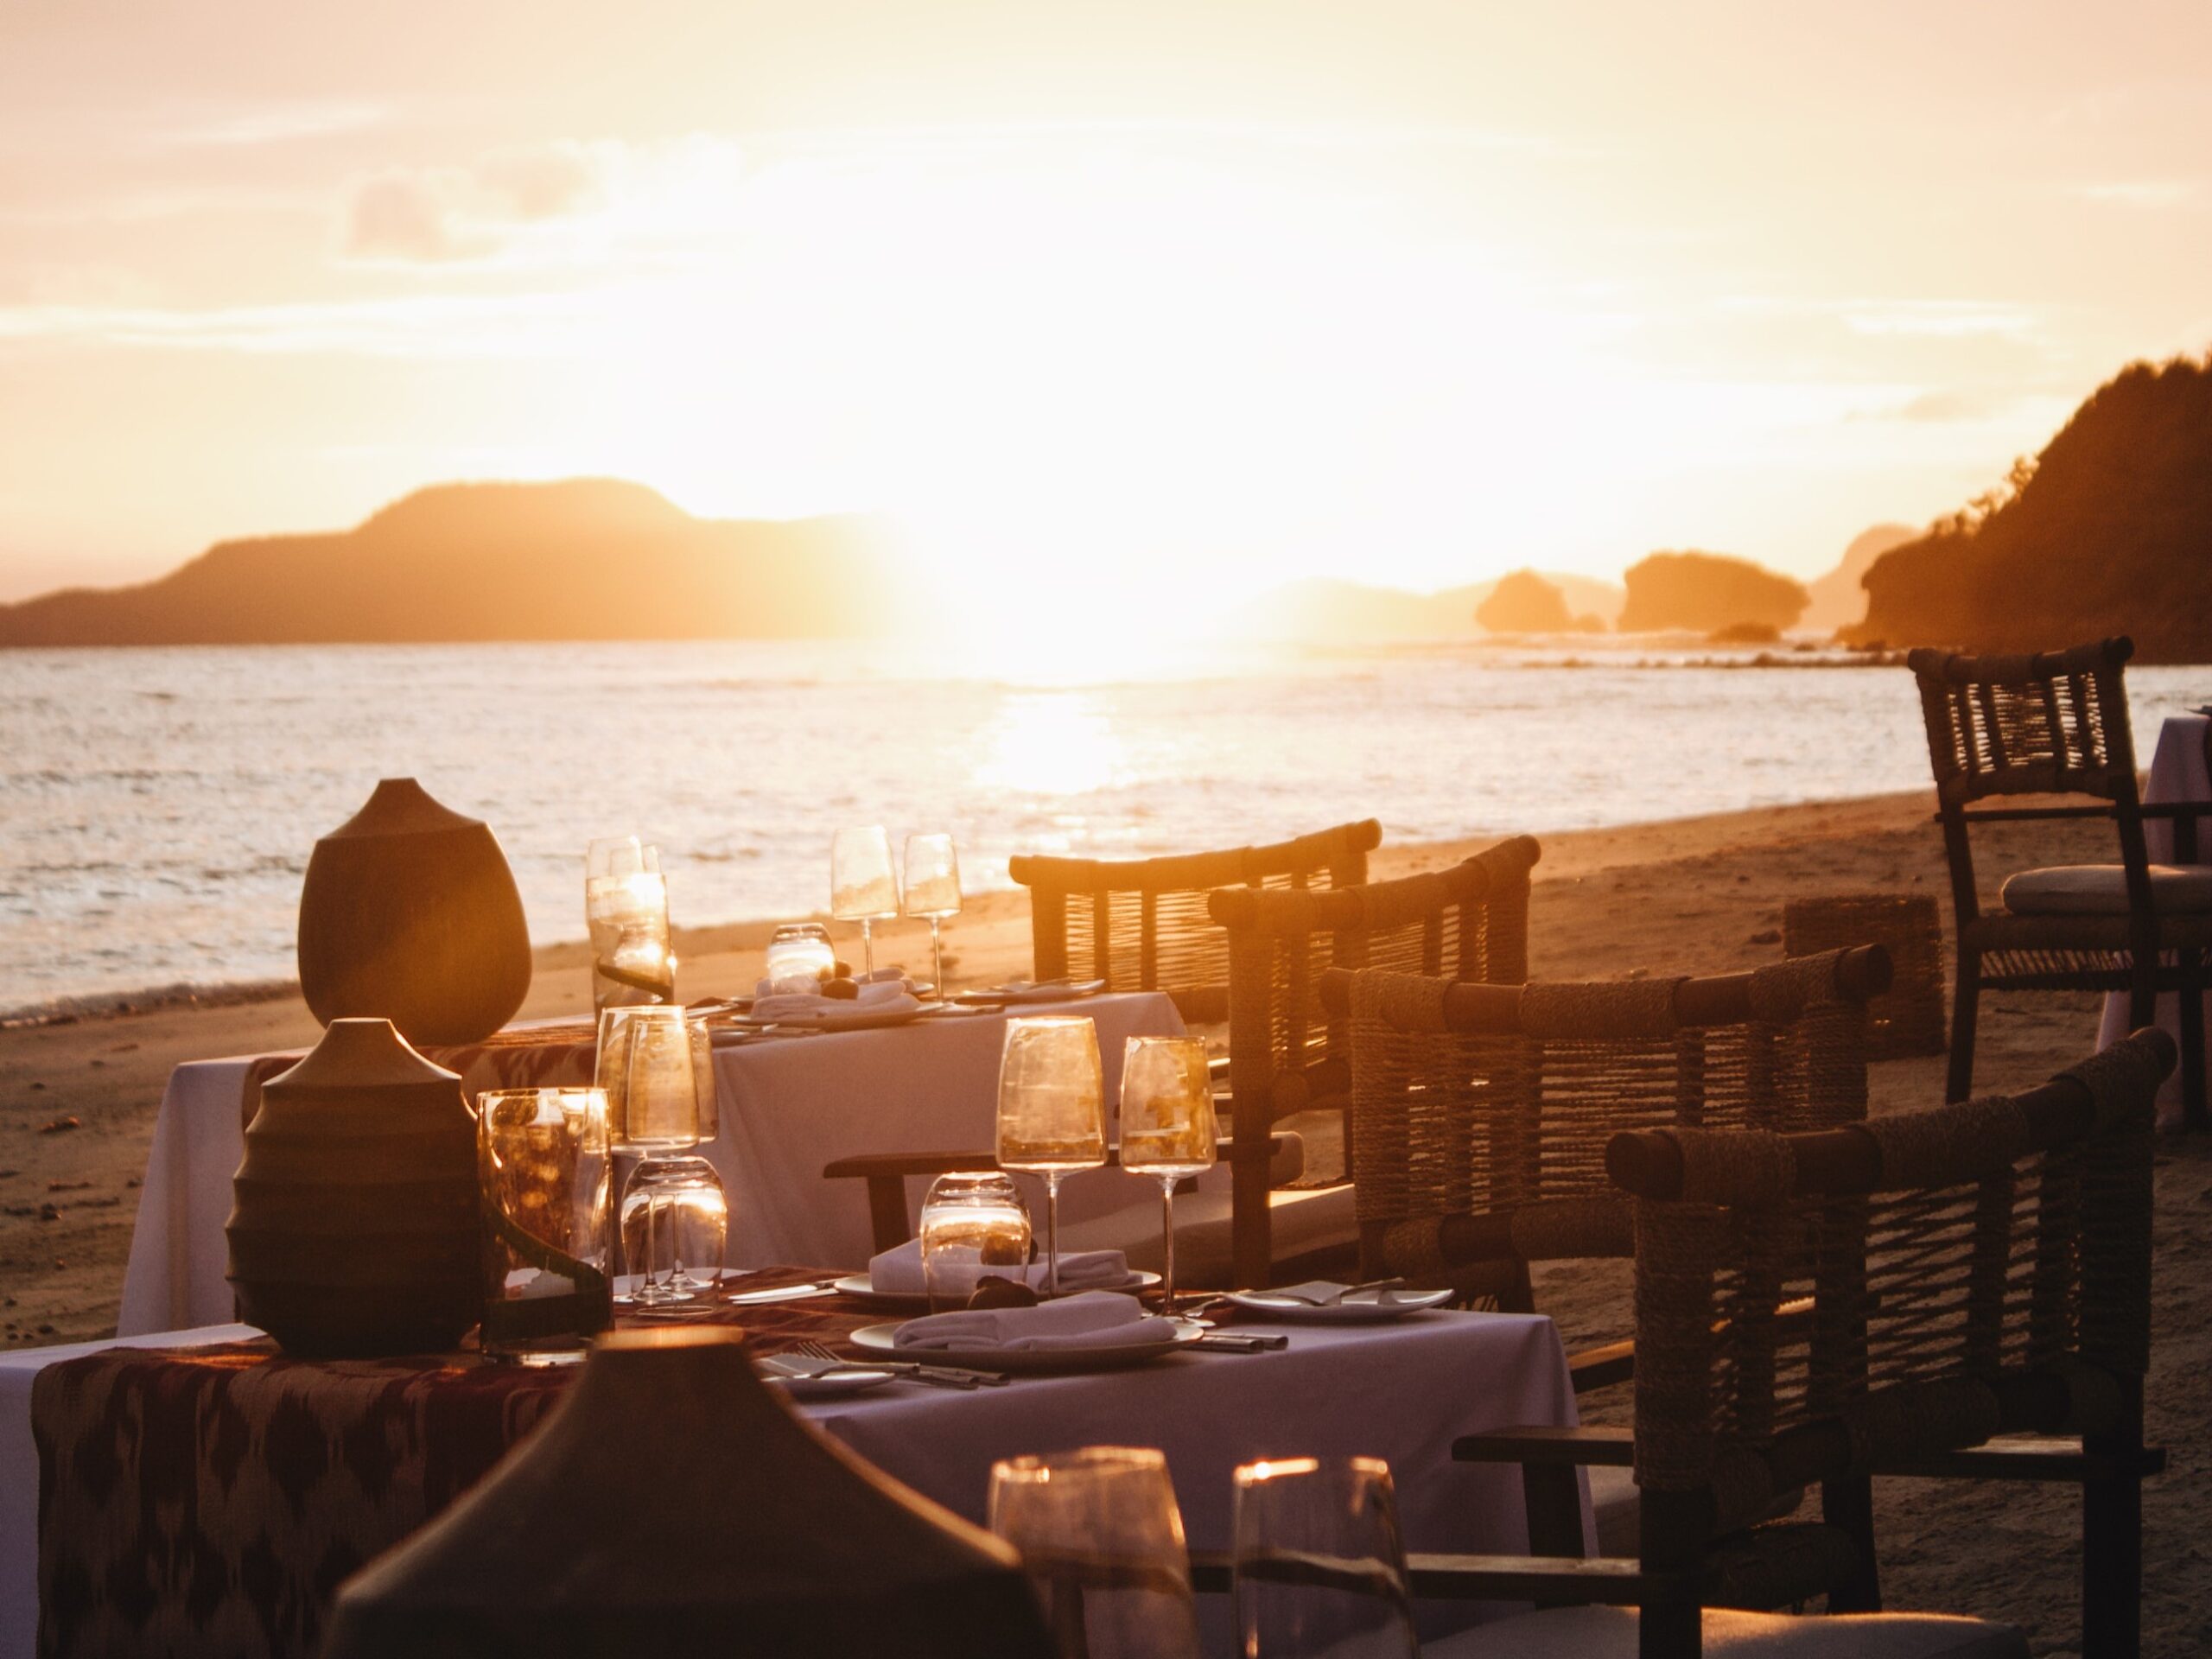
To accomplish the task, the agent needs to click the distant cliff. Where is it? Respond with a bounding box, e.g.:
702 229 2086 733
1847 355 2212 662
1802 524 1916 635
1233 570 1623 645
0 480 899 645
1617 551 1809 633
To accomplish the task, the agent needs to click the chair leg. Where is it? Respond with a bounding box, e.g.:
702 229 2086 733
2082 1400 2146 1659
1947 957 1980 1103
1639 1598 1700 1659
2182 976 2209 1133
1820 1475 1882 1613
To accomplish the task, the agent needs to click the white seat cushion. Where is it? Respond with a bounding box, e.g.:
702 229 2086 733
2001 862 2212 916
1425 1605 2024 1659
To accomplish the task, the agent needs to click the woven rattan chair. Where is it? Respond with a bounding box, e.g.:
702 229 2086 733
1321 945 1886 1313
1425 1027 2172 1659
1910 636 2212 1127
1204 835 1541 1289
1006 818 1382 1023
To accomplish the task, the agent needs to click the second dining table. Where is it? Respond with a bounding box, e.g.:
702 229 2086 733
118 991 1185 1336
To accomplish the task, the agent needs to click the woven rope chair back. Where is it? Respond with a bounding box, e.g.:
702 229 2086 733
1622 1031 2165 1536
1205 835 1540 1287
1007 819 1380 1023
1908 637 2139 809
1342 950 1872 1287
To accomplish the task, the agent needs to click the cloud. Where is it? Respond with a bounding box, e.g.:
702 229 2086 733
341 142 611 263
158 99 392 148
2068 180 2198 210
1889 388 2005 423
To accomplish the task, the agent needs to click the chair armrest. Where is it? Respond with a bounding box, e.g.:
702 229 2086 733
1875 1437 2166 1483
1453 1425 1634 1467
1187 1548 1676 1605
1569 1339 1635 1394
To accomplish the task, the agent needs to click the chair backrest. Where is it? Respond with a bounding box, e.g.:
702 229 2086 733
1907 637 2149 925
1007 819 1381 1024
1608 1028 2169 1560
1206 835 1541 1287
1329 947 1885 1294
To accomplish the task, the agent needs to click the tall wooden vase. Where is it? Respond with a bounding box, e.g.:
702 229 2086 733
298 777 531 1048
226 1018 481 1357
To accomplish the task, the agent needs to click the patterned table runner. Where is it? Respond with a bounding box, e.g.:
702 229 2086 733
35 1269 878 1659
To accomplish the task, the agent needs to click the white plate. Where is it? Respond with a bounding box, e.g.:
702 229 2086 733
950 979 1109 1006
729 1001 928 1033
830 1271 1160 1312
1222 1287 1454 1323
849 1319 1201 1373
757 1357 901 1398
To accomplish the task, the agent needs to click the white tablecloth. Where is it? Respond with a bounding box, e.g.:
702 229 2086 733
118 994 1183 1336
0 1310 1581 1659
2096 714 2211 1125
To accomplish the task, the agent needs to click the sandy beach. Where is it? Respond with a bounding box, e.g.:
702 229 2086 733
3 786 2201 1653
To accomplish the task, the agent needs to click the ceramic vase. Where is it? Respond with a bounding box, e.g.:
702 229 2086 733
226 1018 481 1357
321 1326 1056 1658
297 777 531 1047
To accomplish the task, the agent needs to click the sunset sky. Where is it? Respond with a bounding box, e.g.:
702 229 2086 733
3 0 2209 607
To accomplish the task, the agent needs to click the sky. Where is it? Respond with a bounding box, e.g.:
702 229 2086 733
3 0 2210 609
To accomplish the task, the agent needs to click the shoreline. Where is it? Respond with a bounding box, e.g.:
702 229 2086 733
0 788 1942 1030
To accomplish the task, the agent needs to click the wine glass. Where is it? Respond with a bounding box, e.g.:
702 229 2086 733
988 1447 1201 1659
901 832 962 998
1118 1036 1217 1312
918 1172 1032 1312
605 1004 709 1306
995 1016 1106 1297
830 826 899 979
585 837 673 1012
1232 1457 1418 1659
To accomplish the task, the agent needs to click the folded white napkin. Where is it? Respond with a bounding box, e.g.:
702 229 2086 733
866 1239 1128 1297
749 984 920 1022
893 1291 1173 1352
1267 1281 1410 1307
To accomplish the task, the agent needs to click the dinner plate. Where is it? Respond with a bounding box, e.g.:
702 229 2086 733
728 1000 928 1033
1222 1287 1454 1323
848 1319 1202 1373
757 1357 901 1398
830 1270 1161 1311
950 979 1109 1006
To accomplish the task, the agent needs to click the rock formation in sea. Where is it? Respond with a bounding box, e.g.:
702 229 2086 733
1617 550 1810 634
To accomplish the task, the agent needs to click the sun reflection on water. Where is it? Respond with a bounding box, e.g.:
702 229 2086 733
975 692 1127 798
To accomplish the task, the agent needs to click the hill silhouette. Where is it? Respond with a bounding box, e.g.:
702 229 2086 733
1618 551 1809 633
1233 570 1623 645
1802 524 1916 634
0 480 899 645
1478 569 1572 633
1847 355 2212 662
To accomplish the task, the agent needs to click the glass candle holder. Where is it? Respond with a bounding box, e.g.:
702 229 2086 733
918 1171 1033 1311
1232 1457 1417 1659
478 1087 613 1358
764 923 838 995
587 861 675 1013
989 1446 1201 1659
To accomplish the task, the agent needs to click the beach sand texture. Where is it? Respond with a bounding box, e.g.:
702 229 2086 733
3 788 2205 1654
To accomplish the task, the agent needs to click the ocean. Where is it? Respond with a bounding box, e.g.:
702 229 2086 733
3 639 2203 1016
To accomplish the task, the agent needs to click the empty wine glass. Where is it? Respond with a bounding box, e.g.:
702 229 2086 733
918 1171 1033 1312
607 1004 707 1306
1118 1036 1217 1313
989 1447 1201 1659
585 837 673 1012
1232 1457 1417 1659
619 1156 728 1298
902 832 962 998
995 1016 1106 1297
830 826 899 979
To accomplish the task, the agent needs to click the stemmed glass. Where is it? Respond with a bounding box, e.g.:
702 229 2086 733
988 1446 1202 1659
1118 1036 1217 1313
995 1016 1106 1297
599 1004 715 1306
1232 1457 1418 1659
585 836 674 1011
901 832 962 998
830 826 899 979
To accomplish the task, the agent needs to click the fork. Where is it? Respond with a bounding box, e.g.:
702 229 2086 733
792 1338 1006 1388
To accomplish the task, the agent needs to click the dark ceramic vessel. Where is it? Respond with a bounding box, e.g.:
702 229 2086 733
297 777 531 1047
226 1018 481 1357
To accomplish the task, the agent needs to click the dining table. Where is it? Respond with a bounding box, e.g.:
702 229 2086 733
2095 711 2212 1125
6 1269 1587 1659
117 991 1185 1336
